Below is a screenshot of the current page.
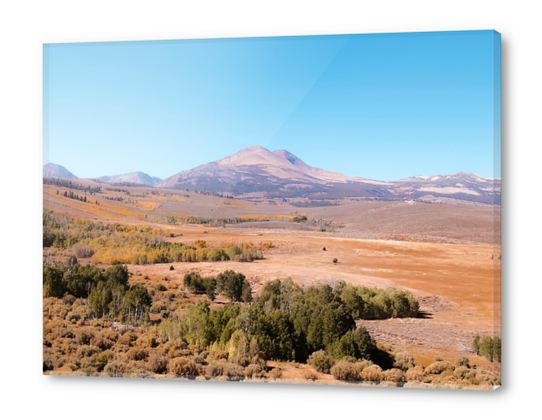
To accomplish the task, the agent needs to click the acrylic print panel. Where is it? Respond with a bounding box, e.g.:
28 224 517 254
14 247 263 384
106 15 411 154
43 30 501 389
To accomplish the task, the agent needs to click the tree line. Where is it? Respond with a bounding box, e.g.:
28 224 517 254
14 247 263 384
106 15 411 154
44 178 101 193
161 277 419 363
56 189 97 205
43 261 151 323
42 210 263 264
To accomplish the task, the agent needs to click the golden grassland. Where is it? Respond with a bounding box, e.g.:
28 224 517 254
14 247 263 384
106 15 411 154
125 201 160 211
44 186 147 220
43 210 265 265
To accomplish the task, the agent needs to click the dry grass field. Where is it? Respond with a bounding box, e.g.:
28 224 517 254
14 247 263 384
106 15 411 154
43 181 501 384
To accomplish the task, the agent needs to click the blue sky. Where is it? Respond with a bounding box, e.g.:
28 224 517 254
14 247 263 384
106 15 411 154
43 30 501 181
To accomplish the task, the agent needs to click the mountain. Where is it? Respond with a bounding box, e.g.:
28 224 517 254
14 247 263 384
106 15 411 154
96 171 162 186
157 145 500 205
43 163 78 179
393 172 501 205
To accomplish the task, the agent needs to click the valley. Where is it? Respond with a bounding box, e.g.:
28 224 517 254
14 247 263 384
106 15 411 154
42 145 501 388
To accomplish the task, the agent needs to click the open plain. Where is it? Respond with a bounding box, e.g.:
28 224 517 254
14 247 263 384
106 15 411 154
44 182 501 369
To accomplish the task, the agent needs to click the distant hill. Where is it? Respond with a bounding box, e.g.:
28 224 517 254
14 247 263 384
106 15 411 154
157 145 500 205
43 163 78 179
393 172 501 205
96 171 162 186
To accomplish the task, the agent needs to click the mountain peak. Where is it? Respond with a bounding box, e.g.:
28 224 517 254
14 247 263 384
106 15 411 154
216 145 285 167
43 163 78 179
241 145 269 152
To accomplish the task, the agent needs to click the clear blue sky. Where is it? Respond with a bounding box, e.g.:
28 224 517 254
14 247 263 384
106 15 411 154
43 30 501 181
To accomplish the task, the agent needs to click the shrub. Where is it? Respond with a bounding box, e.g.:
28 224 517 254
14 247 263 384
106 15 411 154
95 329 118 343
92 334 115 351
206 350 229 363
333 258 338 263
393 350 415 371
63 295 76 306
425 361 455 375
169 265 174 271
468 376 481 386
156 284 166 292
455 356 470 367
96 350 115 367
341 356 358 363
126 347 149 361
117 331 138 346
224 363 244 378
168 357 198 376
73 243 94 258
308 350 335 374
150 300 168 314
57 363 78 372
250 354 267 369
76 345 100 359
405 366 426 382
146 353 170 374
205 359 244 378
361 365 383 382
383 368 405 383
104 360 131 376
303 371 318 381
267 368 282 379
453 366 471 380
66 312 81 323
159 339 189 358
331 361 354 380
140 334 160 349
351 360 373 380
79 356 101 372
206 359 227 377
439 369 455 383
244 364 263 378
75 329 94 345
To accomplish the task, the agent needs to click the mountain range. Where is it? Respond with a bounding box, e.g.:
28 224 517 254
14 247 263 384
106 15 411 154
43 164 161 186
157 145 500 205
43 146 501 204
96 172 162 186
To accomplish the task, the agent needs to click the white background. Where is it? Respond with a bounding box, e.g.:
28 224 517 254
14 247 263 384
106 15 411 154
0 1 539 418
